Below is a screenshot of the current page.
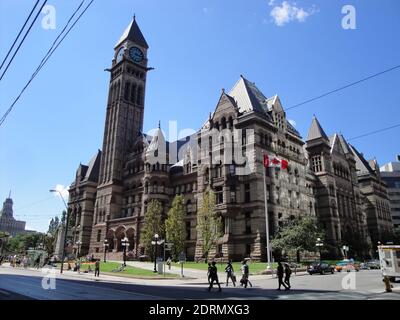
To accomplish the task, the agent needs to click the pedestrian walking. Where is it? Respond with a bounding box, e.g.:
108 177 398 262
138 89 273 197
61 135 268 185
240 260 252 288
225 260 236 287
208 261 222 292
166 257 172 271
76 260 81 274
284 263 292 289
95 259 100 277
277 262 289 290
207 262 212 284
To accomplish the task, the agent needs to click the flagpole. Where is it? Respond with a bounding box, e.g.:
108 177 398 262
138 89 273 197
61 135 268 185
263 154 271 273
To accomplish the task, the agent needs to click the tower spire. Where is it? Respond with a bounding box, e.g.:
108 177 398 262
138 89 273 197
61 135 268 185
8 190 11 199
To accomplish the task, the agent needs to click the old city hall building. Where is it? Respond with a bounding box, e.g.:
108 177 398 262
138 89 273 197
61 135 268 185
67 18 393 261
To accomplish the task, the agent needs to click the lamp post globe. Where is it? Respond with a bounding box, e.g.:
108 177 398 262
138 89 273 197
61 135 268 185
153 233 159 273
103 239 109 263
121 237 129 267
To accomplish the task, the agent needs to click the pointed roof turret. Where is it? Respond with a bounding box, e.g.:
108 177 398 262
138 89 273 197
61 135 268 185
115 16 149 49
306 116 329 142
229 75 267 114
146 125 167 161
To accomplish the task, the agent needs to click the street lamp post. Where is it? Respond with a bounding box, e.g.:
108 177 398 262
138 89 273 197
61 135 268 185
343 245 349 259
316 238 323 262
50 189 69 274
76 240 82 258
153 233 159 273
103 239 109 263
121 237 129 267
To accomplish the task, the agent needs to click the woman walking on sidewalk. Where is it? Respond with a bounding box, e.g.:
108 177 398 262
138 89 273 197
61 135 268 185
225 260 236 287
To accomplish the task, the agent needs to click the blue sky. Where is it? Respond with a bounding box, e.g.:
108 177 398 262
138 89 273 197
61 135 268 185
0 0 399 232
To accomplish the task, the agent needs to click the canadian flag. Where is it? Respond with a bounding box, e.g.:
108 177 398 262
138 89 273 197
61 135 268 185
263 154 288 170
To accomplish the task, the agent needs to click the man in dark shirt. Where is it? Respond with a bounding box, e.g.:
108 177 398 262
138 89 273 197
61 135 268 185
277 261 289 290
208 261 222 292
95 259 100 277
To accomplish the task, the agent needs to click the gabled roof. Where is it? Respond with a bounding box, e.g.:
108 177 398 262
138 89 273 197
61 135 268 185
213 90 238 115
329 134 346 155
306 116 329 142
146 127 166 157
115 17 149 49
337 134 351 154
229 75 268 114
84 150 101 182
349 144 375 175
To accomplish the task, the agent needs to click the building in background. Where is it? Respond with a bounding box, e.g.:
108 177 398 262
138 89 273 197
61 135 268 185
67 17 393 261
380 156 400 232
350 146 393 246
0 193 26 236
305 118 370 258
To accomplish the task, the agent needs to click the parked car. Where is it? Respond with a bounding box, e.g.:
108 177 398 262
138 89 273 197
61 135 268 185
365 260 380 270
307 262 335 275
335 259 360 272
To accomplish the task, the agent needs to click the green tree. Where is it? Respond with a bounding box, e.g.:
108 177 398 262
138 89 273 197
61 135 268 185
141 200 164 260
165 195 186 260
47 216 60 236
271 215 325 262
196 190 222 262
6 232 42 254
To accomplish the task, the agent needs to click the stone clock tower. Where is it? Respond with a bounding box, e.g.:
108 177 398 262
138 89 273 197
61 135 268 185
92 17 150 245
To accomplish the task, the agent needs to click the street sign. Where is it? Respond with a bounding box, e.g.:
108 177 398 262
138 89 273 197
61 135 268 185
165 242 173 251
179 251 186 263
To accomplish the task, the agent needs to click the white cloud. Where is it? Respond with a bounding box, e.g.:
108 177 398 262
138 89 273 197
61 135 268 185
202 7 208 14
52 184 69 201
269 1 316 26
288 119 297 127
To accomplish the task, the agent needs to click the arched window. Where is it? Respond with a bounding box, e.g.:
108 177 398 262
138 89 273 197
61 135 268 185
221 117 227 129
228 116 233 129
186 200 192 214
137 86 143 105
124 82 130 101
116 82 121 100
130 83 137 103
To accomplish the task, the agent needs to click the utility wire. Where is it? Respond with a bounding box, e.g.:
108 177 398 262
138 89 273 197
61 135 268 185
285 64 400 112
0 0 94 128
0 0 48 82
347 122 400 142
13 196 54 212
0 0 40 73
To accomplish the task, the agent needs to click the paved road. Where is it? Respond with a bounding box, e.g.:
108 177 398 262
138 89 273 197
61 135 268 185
0 266 399 300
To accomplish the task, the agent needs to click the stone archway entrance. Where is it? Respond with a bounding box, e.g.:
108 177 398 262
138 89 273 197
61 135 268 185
115 226 126 252
106 229 115 252
126 227 135 258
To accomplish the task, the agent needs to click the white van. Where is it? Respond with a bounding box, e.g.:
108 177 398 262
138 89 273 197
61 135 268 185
378 245 400 282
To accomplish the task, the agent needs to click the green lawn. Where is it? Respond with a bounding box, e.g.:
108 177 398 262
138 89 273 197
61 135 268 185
59 261 177 278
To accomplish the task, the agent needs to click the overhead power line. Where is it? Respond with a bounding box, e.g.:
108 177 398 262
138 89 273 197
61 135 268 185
0 0 95 128
0 0 48 82
0 0 40 73
348 122 400 142
285 64 400 112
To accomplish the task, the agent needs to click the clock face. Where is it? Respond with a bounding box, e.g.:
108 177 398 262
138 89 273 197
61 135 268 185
116 47 124 63
129 46 144 63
